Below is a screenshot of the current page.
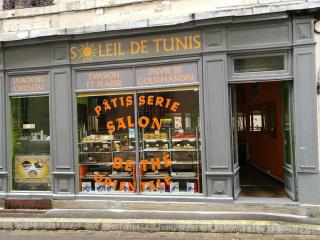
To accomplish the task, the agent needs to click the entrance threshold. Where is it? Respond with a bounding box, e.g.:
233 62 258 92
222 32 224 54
235 197 298 205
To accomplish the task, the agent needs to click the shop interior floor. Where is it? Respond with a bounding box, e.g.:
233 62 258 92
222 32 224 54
239 164 287 198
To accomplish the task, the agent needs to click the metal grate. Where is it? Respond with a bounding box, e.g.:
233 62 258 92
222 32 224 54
3 0 53 10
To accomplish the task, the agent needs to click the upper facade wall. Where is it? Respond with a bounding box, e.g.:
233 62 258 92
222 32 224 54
0 0 319 41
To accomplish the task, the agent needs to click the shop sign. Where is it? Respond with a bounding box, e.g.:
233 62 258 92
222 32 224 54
76 62 198 90
9 74 49 94
136 62 198 87
76 68 134 90
70 31 202 64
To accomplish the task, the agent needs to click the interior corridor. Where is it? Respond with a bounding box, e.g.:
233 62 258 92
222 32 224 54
235 82 289 199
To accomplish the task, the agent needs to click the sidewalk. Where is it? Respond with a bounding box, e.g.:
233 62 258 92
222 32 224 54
0 199 320 235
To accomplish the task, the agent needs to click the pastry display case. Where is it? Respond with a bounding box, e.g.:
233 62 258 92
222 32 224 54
78 132 136 193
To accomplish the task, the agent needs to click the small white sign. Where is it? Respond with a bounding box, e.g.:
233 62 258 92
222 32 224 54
23 124 35 129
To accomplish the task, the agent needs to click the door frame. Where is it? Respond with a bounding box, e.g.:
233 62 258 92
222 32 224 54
229 80 297 200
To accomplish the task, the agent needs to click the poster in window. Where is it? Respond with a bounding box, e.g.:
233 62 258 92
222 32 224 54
14 155 50 184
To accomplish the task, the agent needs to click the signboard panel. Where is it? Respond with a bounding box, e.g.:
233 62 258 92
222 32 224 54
70 31 202 64
9 74 49 94
76 68 134 90
136 62 198 87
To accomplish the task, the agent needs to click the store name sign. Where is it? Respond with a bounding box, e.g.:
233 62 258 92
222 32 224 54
70 31 201 63
76 62 198 90
9 74 49 94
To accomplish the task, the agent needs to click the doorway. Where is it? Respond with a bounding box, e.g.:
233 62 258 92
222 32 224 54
231 81 296 200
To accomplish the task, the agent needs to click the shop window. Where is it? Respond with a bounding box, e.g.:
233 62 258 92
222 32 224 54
77 88 202 194
11 96 51 191
138 89 201 194
234 55 285 73
78 94 136 193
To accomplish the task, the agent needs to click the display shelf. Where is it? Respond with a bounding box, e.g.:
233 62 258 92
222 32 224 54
141 175 165 179
79 150 135 154
79 151 113 154
113 150 135 153
142 139 169 142
141 175 198 180
109 175 134 179
140 149 197 152
171 138 196 142
82 175 133 180
80 140 112 143
141 149 169 152
79 162 112 166
78 126 201 193
113 139 136 142
81 175 100 179
144 161 197 165
138 126 201 193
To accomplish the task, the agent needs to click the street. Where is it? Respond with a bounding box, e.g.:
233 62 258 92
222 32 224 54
0 231 318 240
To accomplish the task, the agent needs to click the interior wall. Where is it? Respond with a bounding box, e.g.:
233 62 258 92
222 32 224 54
236 81 284 181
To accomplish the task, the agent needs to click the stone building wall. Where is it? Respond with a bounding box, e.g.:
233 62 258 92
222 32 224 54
0 0 319 41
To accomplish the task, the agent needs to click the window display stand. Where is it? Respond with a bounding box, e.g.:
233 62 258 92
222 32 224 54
78 130 136 192
78 126 201 193
140 126 201 193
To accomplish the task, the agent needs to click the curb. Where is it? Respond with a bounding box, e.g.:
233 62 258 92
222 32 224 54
3 209 320 225
0 218 319 235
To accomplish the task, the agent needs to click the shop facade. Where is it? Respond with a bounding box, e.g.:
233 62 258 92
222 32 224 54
0 12 319 204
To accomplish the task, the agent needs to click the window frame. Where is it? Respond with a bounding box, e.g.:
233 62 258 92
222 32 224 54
8 94 52 192
75 86 203 195
229 51 291 81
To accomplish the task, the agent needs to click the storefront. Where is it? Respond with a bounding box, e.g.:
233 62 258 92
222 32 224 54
0 13 319 203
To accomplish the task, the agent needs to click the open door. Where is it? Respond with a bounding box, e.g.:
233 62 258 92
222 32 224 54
281 82 297 201
232 81 297 200
230 86 241 199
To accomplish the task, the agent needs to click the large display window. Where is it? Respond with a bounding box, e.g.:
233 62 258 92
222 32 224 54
78 93 136 193
10 96 51 191
77 87 202 194
138 89 201 193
